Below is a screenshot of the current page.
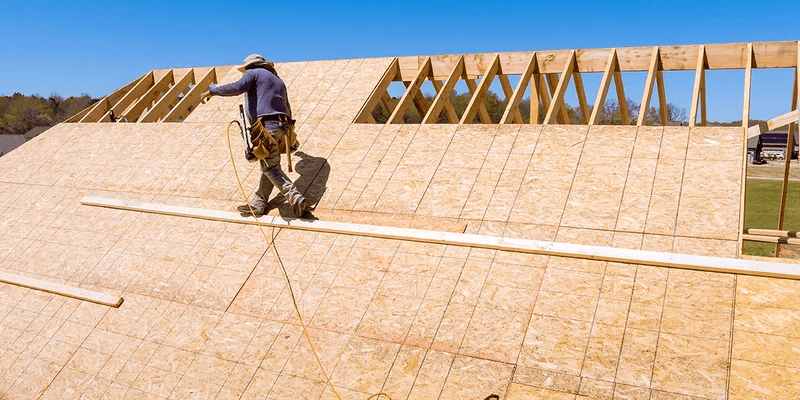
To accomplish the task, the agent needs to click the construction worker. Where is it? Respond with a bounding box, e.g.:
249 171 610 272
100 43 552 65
201 54 308 217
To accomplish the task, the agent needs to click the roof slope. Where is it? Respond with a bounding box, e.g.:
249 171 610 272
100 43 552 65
0 51 798 399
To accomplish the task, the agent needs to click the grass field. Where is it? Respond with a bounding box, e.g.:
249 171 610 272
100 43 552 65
743 178 800 257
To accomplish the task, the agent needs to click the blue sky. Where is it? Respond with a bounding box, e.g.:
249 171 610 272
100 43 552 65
0 0 797 122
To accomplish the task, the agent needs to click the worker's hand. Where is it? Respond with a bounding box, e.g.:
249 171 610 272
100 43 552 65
200 90 212 103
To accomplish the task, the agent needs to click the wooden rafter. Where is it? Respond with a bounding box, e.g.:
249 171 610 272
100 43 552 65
429 79 459 123
77 74 145 123
614 68 630 124
380 91 396 115
163 68 218 122
740 43 754 255
423 55 464 123
589 49 618 125
638 47 662 126
501 52 538 124
656 66 668 125
776 42 800 256
535 74 551 124
126 70 175 122
461 54 501 124
355 58 400 123
573 69 589 124
101 72 156 122
690 45 708 127
464 78 492 123
396 41 799 80
389 57 431 124
545 73 570 124
498 75 523 123
140 69 195 123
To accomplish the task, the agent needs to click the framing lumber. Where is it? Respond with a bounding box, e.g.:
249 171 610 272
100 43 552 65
380 91 396 116
140 69 195 123
638 47 661 126
397 41 799 81
423 56 464 124
464 78 492 123
501 52 537 124
355 58 400 123
544 50 578 124
101 72 156 123
589 49 618 125
743 234 800 246
461 54 501 124
409 81 431 119
690 46 707 127
741 43 754 255
614 69 630 125
744 228 800 237
126 70 175 122
498 74 523 123
534 74 551 124
77 74 145 123
776 54 800 256
545 73 571 124
573 69 590 124
389 57 431 124
0 270 123 307
656 69 668 125
163 67 219 122
430 79 459 123
82 196 800 280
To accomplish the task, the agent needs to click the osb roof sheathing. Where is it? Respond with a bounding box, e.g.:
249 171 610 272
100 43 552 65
0 57 799 399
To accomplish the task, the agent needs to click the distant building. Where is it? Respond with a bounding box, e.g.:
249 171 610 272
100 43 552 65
0 134 28 157
759 128 798 160
23 126 50 141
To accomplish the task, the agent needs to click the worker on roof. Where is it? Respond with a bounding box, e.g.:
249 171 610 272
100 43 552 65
201 54 308 217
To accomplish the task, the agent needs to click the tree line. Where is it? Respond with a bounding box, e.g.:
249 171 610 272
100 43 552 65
371 90 689 125
0 93 98 135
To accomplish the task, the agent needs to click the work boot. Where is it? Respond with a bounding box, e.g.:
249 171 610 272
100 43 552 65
237 204 264 217
292 199 308 218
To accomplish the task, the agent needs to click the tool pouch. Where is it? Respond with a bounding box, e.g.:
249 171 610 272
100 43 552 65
248 118 278 161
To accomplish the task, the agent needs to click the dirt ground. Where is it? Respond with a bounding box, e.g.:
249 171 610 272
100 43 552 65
747 159 800 180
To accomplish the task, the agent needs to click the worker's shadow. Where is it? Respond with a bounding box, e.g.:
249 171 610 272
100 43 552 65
269 151 330 219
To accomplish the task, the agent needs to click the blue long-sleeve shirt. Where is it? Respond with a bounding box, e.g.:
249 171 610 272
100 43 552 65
209 68 292 121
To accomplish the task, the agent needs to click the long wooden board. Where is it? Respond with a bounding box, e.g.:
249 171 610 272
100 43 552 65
81 196 800 280
0 271 124 307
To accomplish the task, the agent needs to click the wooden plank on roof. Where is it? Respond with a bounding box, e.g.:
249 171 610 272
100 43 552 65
740 43 754 256
82 196 800 280
572 70 589 124
0 271 123 307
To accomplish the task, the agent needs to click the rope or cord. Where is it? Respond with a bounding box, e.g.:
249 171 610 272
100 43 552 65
226 121 393 400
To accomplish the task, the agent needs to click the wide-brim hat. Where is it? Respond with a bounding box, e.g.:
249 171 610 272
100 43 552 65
237 54 274 72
